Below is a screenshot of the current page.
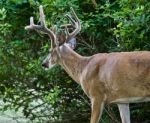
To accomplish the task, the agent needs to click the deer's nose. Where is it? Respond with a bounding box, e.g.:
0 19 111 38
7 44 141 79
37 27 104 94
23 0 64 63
42 62 49 68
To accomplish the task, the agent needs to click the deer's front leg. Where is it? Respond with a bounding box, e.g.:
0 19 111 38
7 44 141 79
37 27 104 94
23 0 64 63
90 97 105 123
117 103 130 123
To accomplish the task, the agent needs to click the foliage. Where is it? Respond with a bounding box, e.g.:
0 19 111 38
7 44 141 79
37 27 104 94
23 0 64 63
0 0 150 123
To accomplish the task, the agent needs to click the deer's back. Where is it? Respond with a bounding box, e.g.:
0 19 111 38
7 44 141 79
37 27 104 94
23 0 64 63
81 51 150 102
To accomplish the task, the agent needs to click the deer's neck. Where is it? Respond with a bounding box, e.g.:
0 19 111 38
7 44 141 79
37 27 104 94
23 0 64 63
59 44 89 84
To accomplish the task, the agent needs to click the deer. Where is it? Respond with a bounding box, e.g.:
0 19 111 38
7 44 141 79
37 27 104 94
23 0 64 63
25 5 150 123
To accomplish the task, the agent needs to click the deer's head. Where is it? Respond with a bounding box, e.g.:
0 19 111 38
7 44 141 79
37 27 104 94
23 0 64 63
25 6 81 69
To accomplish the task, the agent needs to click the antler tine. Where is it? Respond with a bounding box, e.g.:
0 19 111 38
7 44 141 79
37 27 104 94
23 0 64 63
64 7 81 42
25 5 57 46
65 14 76 27
60 24 73 29
39 5 46 27
70 7 80 23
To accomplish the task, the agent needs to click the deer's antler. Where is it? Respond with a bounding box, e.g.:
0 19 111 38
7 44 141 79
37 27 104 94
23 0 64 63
25 5 58 48
61 7 81 42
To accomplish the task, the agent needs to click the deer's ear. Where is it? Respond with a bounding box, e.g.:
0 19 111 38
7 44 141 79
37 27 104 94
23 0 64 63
67 38 77 49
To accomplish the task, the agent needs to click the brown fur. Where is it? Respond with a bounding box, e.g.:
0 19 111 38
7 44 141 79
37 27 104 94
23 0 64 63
26 5 150 123
51 46 150 123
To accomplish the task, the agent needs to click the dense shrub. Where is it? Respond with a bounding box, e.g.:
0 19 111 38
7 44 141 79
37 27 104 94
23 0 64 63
0 0 150 122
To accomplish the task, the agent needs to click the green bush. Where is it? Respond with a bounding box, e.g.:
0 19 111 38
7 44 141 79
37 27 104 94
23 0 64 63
0 0 150 122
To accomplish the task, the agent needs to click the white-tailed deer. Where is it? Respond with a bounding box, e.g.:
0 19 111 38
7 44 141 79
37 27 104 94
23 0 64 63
25 6 150 123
